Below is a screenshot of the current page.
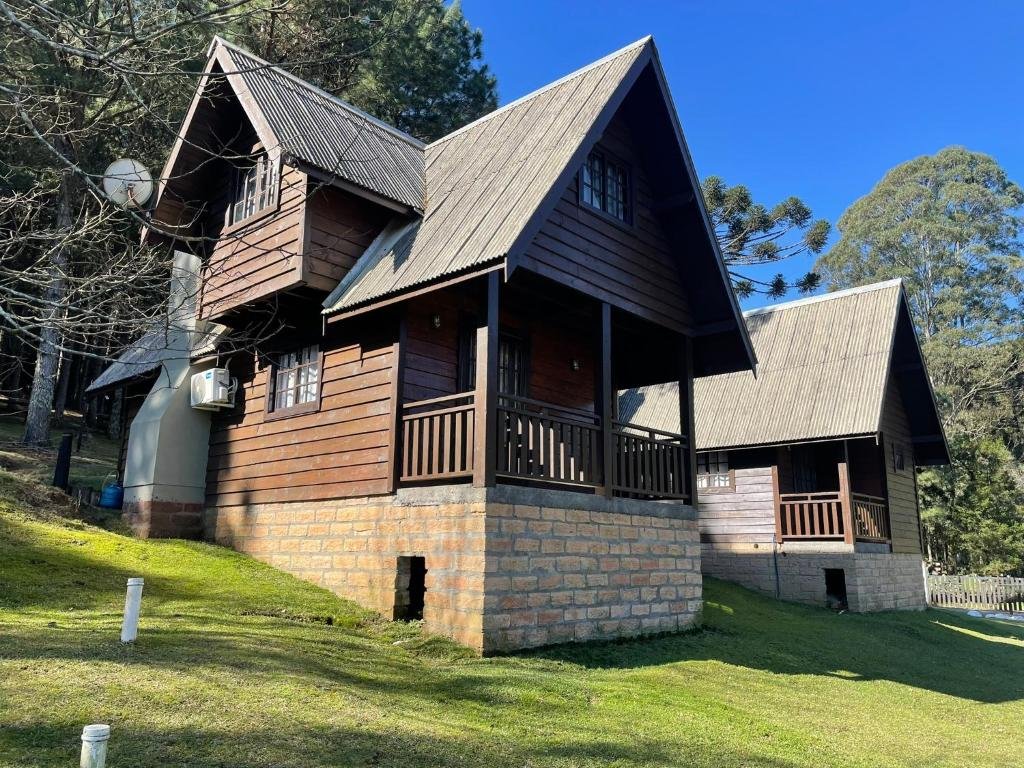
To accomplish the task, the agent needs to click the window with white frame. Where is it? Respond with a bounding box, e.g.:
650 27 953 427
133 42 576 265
697 450 733 490
229 151 278 225
268 345 320 415
581 150 630 223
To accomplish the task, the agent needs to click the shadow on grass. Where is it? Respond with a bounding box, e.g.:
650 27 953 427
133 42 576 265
533 578 1024 704
0 719 801 768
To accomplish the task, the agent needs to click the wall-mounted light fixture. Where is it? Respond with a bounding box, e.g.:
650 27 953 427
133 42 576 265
570 358 581 372
431 313 442 329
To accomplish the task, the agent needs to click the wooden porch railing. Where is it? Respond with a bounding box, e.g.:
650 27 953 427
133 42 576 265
852 493 890 542
777 492 846 540
399 392 475 482
399 393 692 501
612 420 689 501
495 395 602 486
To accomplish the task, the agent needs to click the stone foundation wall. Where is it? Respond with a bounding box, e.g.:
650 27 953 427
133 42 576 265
202 486 702 652
481 489 701 653
701 543 925 611
204 494 487 649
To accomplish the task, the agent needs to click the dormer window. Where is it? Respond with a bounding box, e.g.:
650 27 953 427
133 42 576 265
581 149 630 223
229 151 278 225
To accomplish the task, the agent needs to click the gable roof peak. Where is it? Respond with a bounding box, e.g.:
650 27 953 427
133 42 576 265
743 278 904 319
207 36 425 150
427 35 655 150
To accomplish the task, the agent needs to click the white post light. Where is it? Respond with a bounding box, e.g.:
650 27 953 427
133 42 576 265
80 724 110 768
121 577 144 643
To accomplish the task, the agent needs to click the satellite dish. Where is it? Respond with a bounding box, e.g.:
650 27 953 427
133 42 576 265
102 158 154 207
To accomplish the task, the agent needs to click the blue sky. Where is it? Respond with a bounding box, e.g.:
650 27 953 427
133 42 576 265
461 1 1024 308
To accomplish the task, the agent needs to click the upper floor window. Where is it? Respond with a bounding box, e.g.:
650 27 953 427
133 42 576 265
892 442 906 472
581 150 630 223
267 344 320 417
697 450 734 490
230 151 278 225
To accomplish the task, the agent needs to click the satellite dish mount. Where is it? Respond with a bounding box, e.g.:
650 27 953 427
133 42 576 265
102 158 154 207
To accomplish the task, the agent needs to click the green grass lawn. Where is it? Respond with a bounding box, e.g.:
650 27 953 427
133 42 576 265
2 475 1023 766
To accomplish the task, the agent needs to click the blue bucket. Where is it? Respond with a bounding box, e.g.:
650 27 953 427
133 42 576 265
98 482 124 509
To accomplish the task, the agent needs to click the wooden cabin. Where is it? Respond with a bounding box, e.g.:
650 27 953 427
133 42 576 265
620 280 949 612
89 37 754 652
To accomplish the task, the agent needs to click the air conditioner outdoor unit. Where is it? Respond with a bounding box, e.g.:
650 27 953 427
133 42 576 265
190 368 234 411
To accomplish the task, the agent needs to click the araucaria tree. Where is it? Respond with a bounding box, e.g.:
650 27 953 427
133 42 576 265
702 176 831 298
0 0 496 446
817 146 1024 575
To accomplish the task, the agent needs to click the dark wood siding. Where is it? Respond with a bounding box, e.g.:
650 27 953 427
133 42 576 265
401 290 471 403
303 185 391 292
200 163 307 319
205 323 395 508
518 112 693 333
880 376 923 554
399 283 597 410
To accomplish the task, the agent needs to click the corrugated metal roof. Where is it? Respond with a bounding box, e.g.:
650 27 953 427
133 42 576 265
322 38 650 313
619 280 907 449
86 324 228 393
215 39 425 212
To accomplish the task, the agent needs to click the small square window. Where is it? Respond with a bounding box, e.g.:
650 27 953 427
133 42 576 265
697 450 733 490
580 150 630 223
267 345 320 417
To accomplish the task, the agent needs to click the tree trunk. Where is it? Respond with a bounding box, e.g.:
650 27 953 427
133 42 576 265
23 138 75 446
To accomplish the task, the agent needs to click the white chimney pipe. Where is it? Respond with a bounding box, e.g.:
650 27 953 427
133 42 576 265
80 724 110 768
120 577 144 643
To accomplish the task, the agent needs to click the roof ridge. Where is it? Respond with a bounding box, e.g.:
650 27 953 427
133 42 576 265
743 278 904 318
209 36 426 150
426 36 653 150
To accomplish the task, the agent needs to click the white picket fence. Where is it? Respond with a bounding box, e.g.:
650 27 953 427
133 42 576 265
927 575 1024 612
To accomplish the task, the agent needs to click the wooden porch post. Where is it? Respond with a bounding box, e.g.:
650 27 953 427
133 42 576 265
599 302 613 498
839 439 855 545
386 308 407 493
771 463 783 543
473 271 499 487
678 334 698 504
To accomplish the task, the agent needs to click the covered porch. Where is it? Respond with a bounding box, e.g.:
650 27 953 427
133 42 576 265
392 271 695 503
771 438 892 547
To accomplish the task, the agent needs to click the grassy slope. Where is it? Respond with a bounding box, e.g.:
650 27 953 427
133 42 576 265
0 414 120 491
2 505 1023 768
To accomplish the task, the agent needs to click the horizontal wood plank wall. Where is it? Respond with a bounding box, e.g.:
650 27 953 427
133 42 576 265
697 464 777 545
303 184 390 292
517 112 692 334
205 328 395 508
880 376 922 554
500 299 596 411
402 290 469 403
399 282 596 409
200 163 307 319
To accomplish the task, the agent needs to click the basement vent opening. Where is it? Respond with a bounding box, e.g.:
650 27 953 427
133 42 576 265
824 568 848 611
394 556 426 621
